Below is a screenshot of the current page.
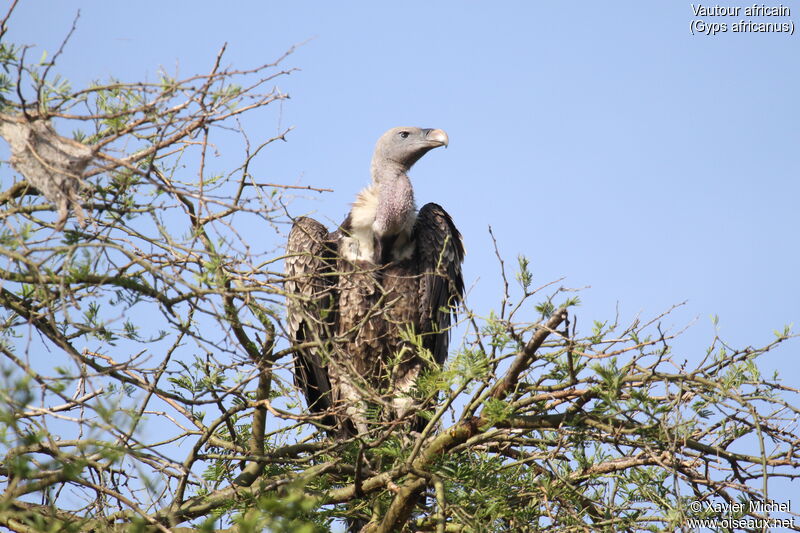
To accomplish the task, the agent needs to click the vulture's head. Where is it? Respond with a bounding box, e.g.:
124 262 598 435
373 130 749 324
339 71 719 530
372 127 449 177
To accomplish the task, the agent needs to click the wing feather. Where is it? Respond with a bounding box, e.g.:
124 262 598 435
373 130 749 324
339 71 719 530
414 203 465 366
285 217 337 426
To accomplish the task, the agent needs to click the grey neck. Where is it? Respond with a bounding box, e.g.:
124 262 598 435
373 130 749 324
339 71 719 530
371 164 415 238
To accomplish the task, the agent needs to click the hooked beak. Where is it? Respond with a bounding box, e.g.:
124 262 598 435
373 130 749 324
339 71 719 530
424 128 449 148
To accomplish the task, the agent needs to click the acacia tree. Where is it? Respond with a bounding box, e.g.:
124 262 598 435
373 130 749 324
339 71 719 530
1 11 799 533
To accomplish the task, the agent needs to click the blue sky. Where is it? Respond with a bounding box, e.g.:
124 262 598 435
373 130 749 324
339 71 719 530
8 0 800 517
16 1 792 367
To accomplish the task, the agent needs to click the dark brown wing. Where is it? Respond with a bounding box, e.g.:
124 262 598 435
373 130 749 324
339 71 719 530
414 203 465 366
285 216 337 427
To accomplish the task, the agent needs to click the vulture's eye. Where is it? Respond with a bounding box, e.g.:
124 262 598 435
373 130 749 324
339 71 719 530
399 131 409 139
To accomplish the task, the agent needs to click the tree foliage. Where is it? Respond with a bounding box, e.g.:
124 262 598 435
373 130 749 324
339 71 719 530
1 9 799 533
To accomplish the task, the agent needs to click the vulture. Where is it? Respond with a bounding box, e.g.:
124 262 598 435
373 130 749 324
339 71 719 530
285 127 464 436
